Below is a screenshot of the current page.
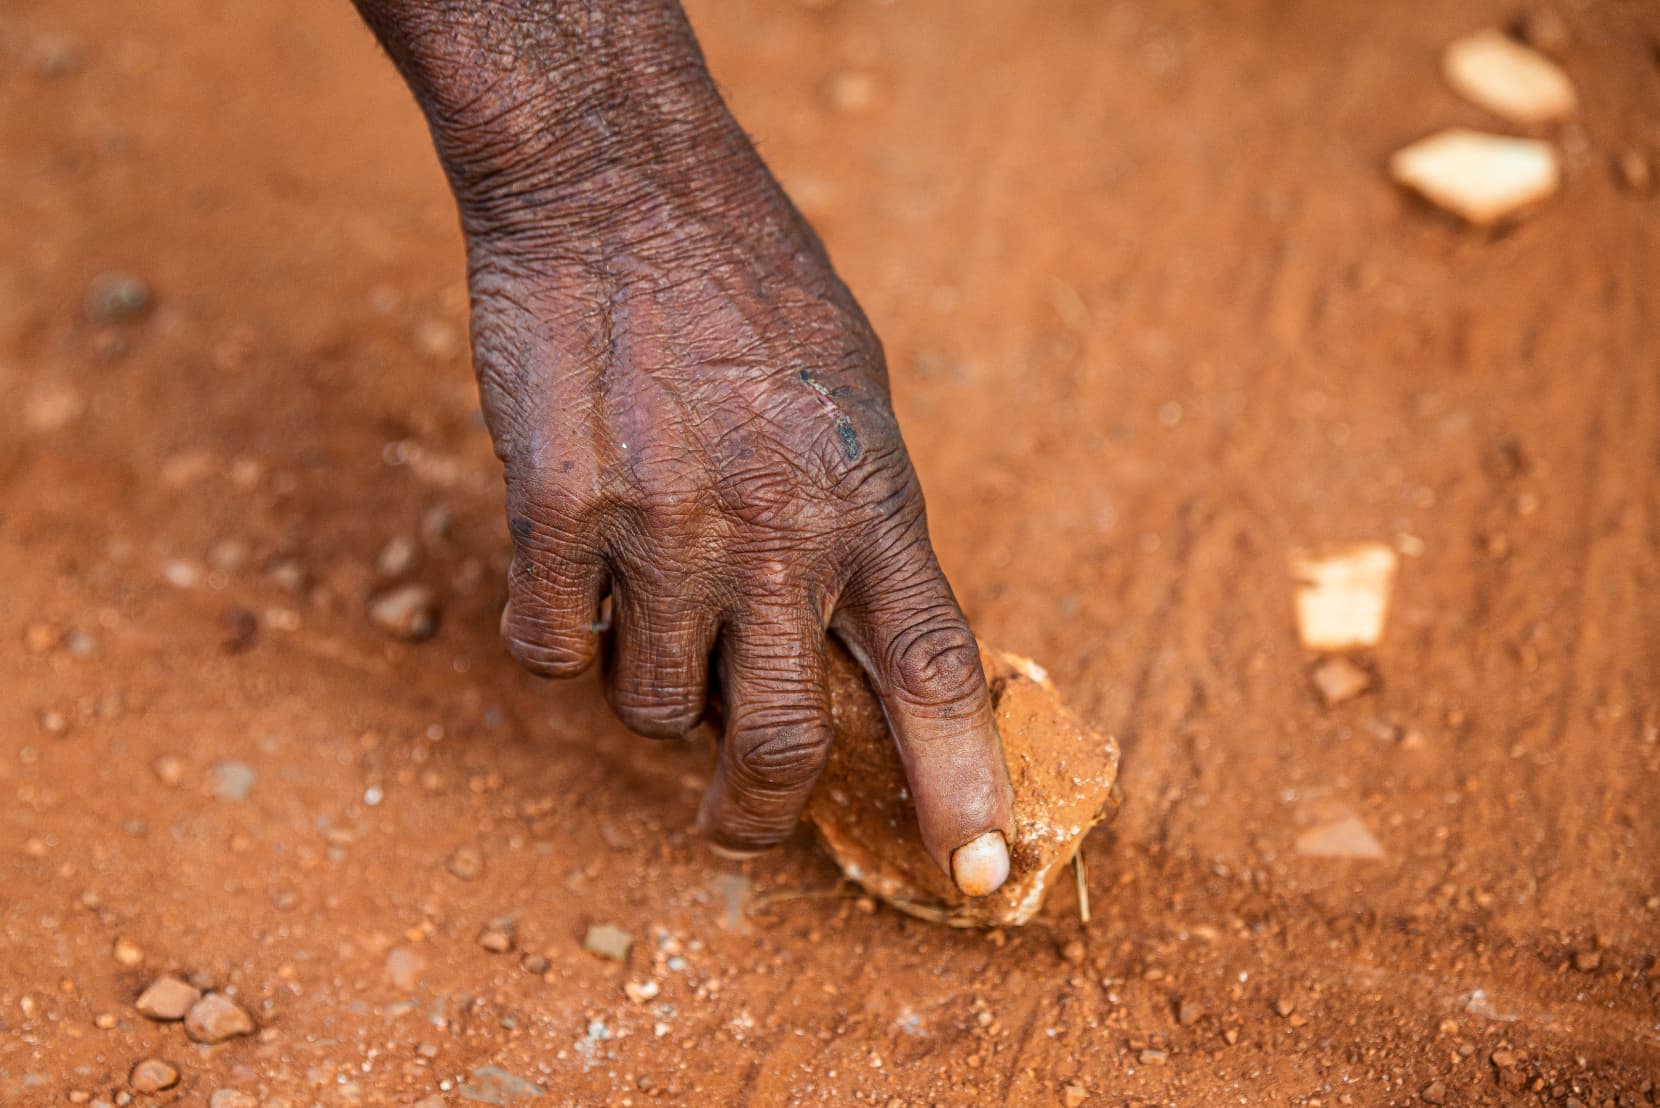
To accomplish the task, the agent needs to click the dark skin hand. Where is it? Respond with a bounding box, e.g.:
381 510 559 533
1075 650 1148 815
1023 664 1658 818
351 0 1014 895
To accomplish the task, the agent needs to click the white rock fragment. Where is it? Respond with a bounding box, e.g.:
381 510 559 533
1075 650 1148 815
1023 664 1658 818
1295 815 1385 860
1443 29 1576 125
1291 544 1398 651
1389 129 1560 226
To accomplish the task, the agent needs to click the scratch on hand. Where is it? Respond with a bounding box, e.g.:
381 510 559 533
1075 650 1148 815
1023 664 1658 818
799 370 862 462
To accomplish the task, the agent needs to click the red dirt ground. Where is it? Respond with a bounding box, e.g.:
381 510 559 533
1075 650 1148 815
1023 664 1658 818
3 1 1658 1104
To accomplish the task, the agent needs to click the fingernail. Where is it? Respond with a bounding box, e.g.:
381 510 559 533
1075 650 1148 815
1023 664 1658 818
707 842 765 862
950 830 1010 897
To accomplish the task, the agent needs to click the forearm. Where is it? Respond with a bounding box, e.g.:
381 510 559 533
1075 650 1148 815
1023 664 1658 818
350 0 776 244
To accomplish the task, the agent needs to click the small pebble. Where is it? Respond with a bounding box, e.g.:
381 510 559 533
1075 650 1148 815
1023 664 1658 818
624 979 661 1003
152 755 184 786
1421 1080 1449 1104
446 845 484 881
1063 1083 1089 1108
1059 940 1086 966
1572 949 1601 972
1516 7 1571 55
85 272 152 324
823 69 878 112
184 993 255 1043
421 504 455 542
412 319 462 362
219 606 259 653
210 760 257 802
376 534 422 579
583 923 633 962
1177 999 1204 1026
267 558 309 593
135 975 200 1021
386 945 424 992
23 622 60 653
520 953 550 975
1615 150 1653 194
1312 656 1371 706
128 1058 179 1094
113 938 144 967
477 925 515 954
370 584 440 641
209 1093 258 1108
32 35 85 79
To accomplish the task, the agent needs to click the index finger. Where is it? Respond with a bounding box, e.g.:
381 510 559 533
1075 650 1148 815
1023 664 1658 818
832 542 1014 896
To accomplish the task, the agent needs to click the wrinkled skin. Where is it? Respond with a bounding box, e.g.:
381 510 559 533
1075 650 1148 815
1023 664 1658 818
352 0 1013 891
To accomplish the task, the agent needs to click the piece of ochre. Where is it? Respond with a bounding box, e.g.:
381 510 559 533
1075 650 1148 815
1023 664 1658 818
807 643 1120 927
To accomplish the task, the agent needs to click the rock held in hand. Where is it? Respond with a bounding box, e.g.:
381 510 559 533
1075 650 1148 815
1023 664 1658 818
806 643 1119 927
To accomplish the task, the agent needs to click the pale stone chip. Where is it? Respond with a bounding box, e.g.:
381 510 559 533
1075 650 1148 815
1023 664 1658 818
1389 130 1559 226
1443 29 1576 125
1295 815 1385 860
1292 544 1398 650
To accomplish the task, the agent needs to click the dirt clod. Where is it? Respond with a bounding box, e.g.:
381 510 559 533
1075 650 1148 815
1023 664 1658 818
807 643 1119 927
1062 1082 1088 1107
135 975 199 1021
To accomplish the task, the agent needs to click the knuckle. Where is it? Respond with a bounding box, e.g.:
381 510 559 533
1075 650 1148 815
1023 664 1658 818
884 614 984 709
505 474 607 547
711 811 793 852
730 720 831 793
609 687 705 740
501 604 597 678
